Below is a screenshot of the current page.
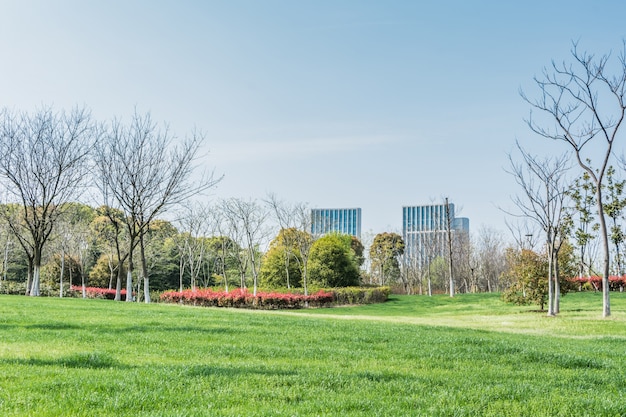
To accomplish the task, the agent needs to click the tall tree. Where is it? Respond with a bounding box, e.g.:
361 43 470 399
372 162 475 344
0 107 97 296
507 143 571 315
522 41 626 317
567 172 600 281
474 226 507 292
369 232 405 286
445 198 455 297
604 166 626 275
220 198 268 296
175 202 212 291
95 111 219 302
259 228 305 288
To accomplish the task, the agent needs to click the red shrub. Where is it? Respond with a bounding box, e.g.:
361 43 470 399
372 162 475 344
159 288 336 309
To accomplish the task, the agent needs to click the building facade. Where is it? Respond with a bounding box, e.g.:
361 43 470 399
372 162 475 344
311 208 362 239
402 203 469 267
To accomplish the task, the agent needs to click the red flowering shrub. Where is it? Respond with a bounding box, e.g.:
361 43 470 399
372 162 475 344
159 288 336 309
70 286 129 300
569 276 626 291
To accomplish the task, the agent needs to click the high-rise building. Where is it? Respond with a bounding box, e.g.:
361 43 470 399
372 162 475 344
402 203 469 267
311 208 362 239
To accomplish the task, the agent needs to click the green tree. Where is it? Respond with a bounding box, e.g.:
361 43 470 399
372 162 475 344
259 244 302 288
502 244 576 310
205 235 240 290
259 228 306 288
89 254 126 288
308 233 360 287
604 166 626 275
369 232 405 285
502 248 549 310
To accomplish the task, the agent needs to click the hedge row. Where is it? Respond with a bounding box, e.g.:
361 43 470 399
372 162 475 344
569 276 626 291
159 288 334 309
69 286 129 299
330 286 390 305
159 286 390 309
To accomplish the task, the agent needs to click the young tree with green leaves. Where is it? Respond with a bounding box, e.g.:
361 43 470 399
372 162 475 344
369 232 405 286
308 233 360 288
604 166 626 275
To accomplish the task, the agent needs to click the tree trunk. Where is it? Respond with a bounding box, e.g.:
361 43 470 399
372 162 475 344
554 257 561 314
30 249 42 296
59 248 65 298
126 258 134 302
596 188 611 317
547 238 555 316
115 266 123 301
140 233 151 303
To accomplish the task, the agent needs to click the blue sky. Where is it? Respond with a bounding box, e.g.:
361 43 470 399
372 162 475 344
1 1 625 239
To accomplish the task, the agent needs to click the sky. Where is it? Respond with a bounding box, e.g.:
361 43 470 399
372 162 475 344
1 0 625 241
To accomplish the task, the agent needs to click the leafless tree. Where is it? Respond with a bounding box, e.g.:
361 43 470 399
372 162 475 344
445 198 455 297
506 143 571 315
521 41 626 317
95 111 220 302
0 107 97 296
175 202 212 291
474 226 508 292
220 198 268 296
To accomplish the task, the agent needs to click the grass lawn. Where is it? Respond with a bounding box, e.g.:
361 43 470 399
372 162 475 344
0 292 625 416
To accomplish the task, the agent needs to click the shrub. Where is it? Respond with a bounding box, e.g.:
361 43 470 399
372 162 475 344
69 286 129 300
159 288 335 309
332 287 390 305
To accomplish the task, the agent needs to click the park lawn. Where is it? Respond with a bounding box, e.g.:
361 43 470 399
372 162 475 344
0 293 624 416
289 291 626 338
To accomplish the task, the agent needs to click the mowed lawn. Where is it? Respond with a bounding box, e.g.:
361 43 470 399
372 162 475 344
0 292 625 416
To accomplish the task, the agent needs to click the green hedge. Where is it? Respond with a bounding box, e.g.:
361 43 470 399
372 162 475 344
331 286 390 305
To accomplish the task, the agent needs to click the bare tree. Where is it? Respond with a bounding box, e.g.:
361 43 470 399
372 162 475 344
445 198 455 297
474 226 508 292
522 41 626 317
220 198 268 296
175 202 212 291
506 143 571 315
96 111 219 303
0 107 97 296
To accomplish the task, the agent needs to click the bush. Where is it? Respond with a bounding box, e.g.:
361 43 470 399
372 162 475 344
159 286 389 309
160 288 334 309
332 287 390 305
69 286 129 300
569 275 626 292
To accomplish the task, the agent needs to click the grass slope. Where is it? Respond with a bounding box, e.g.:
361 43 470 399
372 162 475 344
0 292 625 416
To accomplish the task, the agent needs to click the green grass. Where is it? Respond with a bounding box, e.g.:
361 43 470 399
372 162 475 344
1 292 626 416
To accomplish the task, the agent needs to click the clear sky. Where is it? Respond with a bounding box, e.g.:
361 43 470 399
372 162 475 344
1 1 624 240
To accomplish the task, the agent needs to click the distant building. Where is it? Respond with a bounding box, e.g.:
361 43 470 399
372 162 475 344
402 203 469 267
311 208 362 239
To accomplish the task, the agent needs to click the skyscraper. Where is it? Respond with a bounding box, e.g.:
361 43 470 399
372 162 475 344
402 203 469 267
311 208 362 239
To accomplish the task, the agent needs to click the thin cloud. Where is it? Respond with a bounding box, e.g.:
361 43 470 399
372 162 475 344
212 134 402 165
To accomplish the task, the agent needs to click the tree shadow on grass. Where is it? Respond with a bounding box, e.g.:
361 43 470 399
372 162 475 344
105 324 239 335
0 351 119 369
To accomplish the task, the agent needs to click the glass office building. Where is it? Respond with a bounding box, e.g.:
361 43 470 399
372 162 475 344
402 203 469 267
311 208 362 239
